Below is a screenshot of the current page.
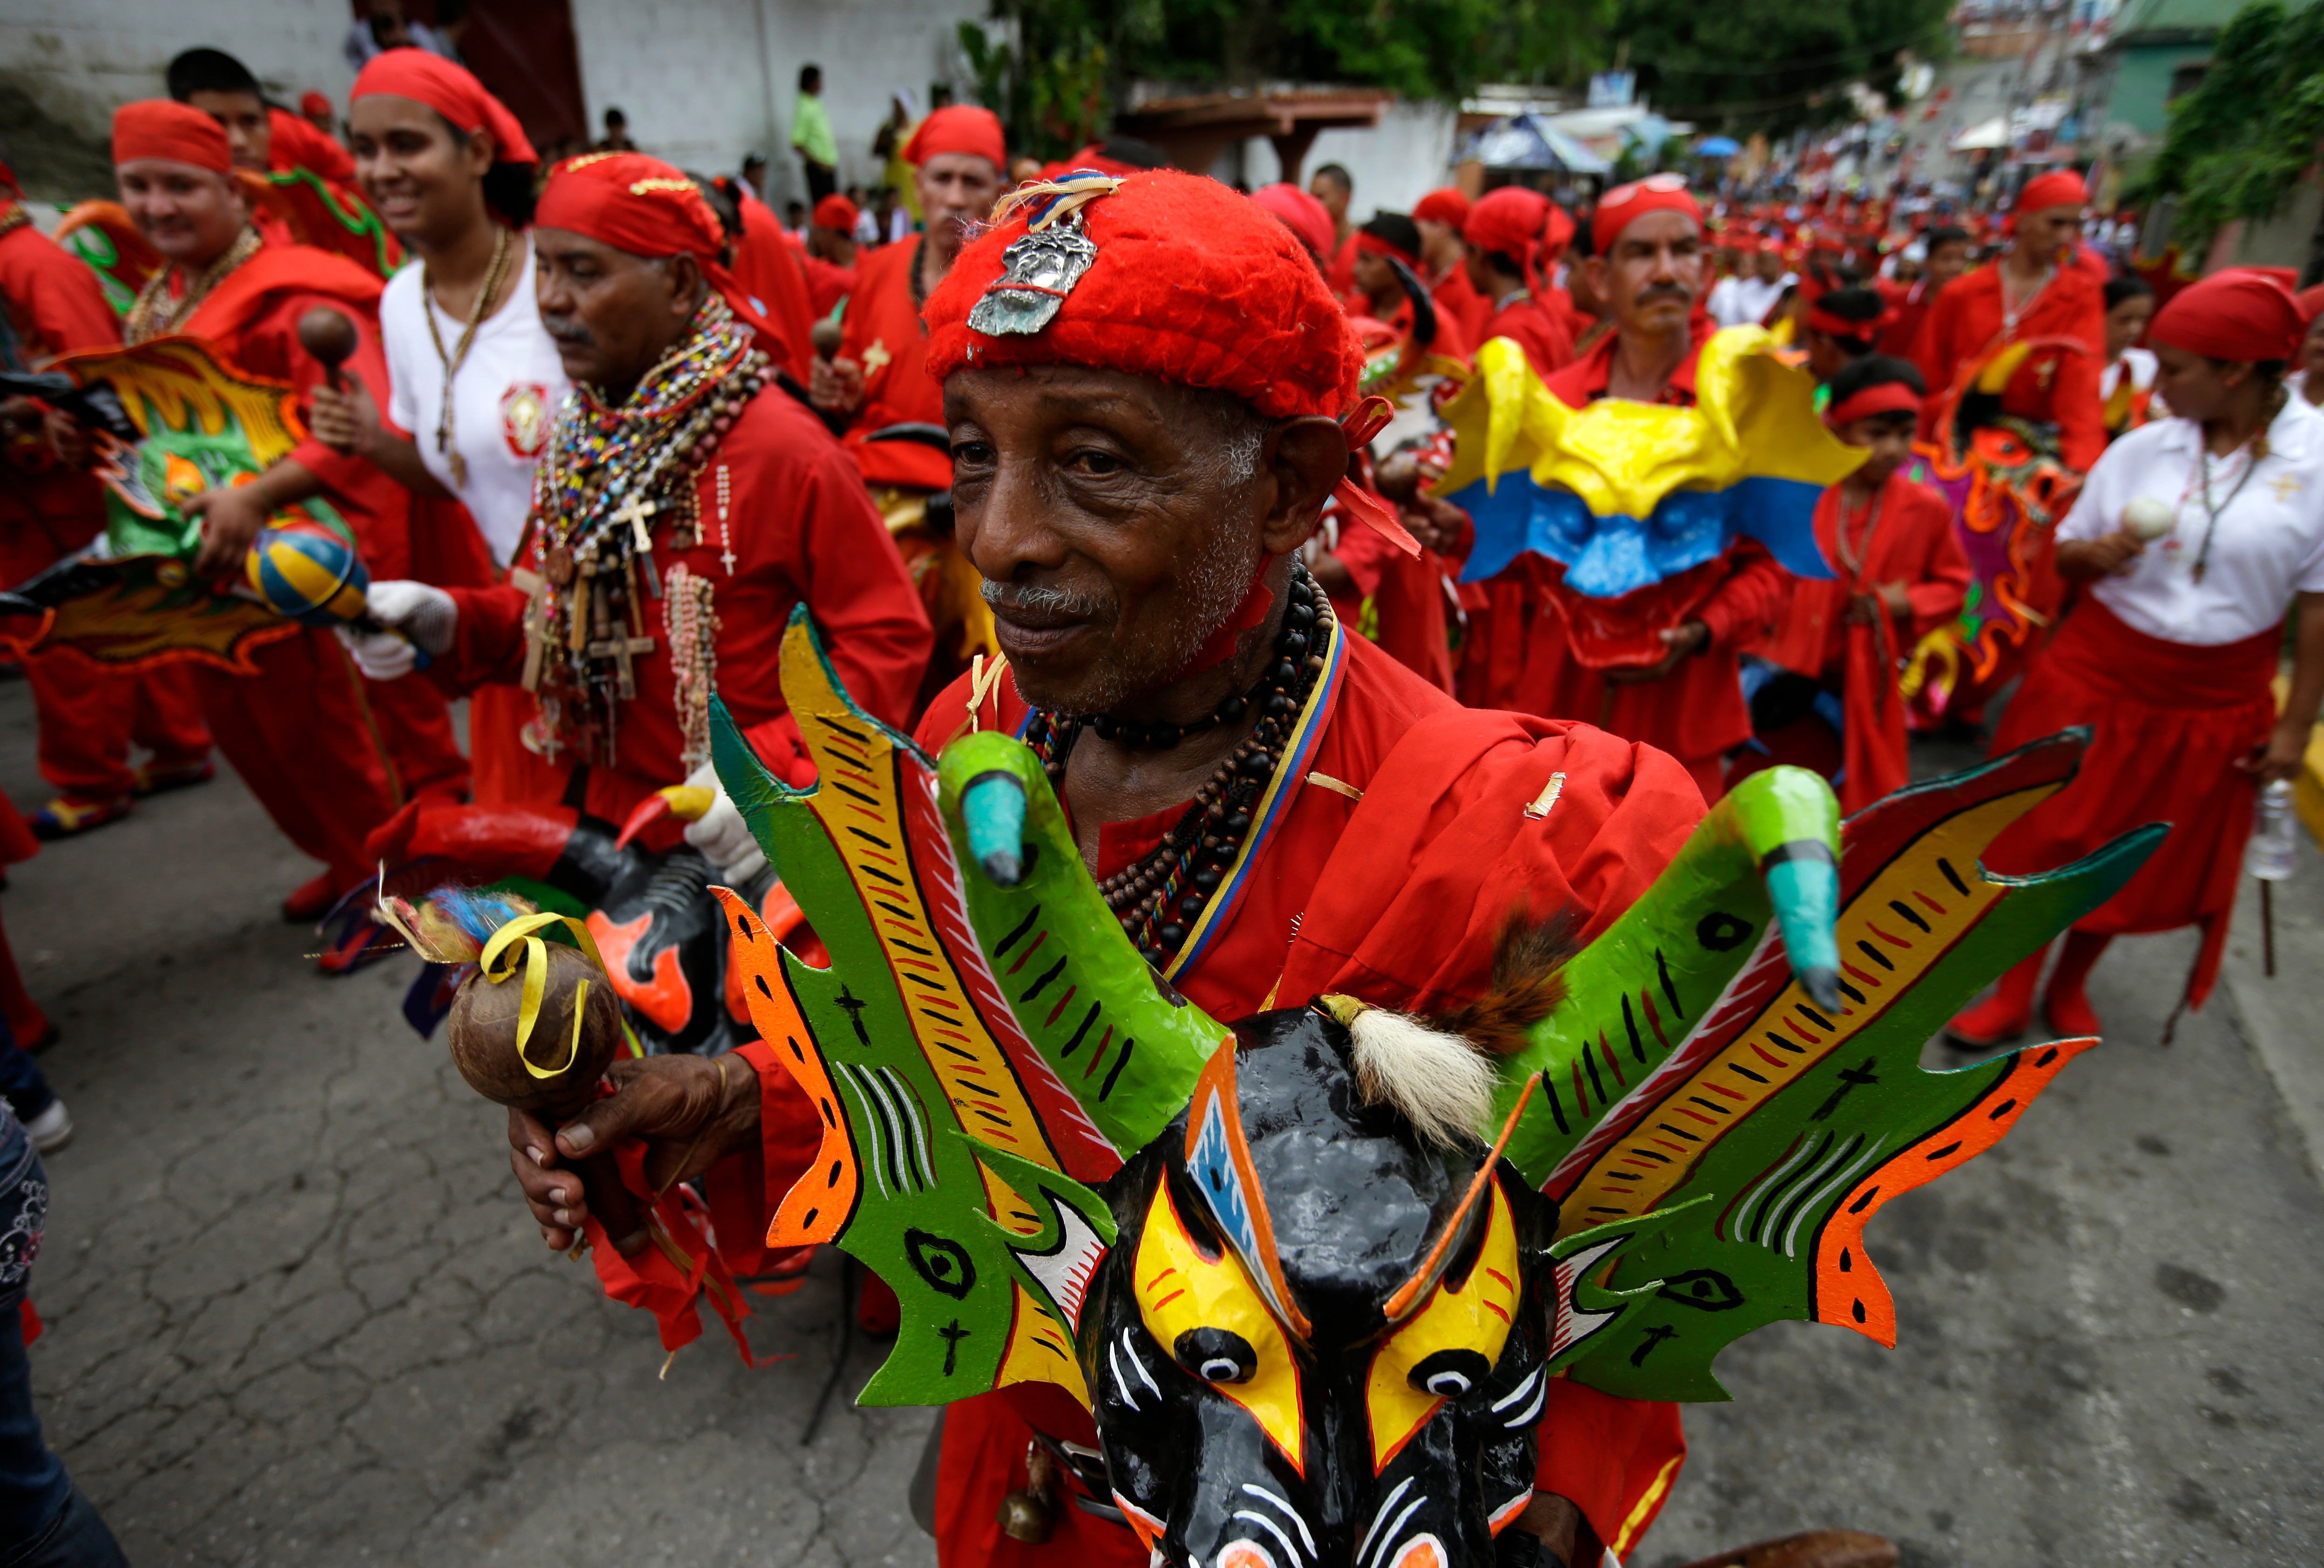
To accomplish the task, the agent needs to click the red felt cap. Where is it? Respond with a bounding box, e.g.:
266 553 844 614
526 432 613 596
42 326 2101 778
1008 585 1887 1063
2015 169 2088 214
2150 267 2308 363
112 99 233 176
925 169 1361 421
1250 182 1335 260
901 106 1005 170
1464 186 1548 264
353 50 536 164
1413 187 1471 228
812 193 859 232
1591 173 1702 255
299 90 333 118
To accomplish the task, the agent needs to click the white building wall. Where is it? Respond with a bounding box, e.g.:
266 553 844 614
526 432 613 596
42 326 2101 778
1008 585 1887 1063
2 0 353 142
1234 100 1459 216
572 0 986 205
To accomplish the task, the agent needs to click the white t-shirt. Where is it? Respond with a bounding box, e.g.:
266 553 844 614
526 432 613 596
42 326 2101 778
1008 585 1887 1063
382 234 571 565
2059 395 2324 645
1710 273 1792 329
2100 345 2156 403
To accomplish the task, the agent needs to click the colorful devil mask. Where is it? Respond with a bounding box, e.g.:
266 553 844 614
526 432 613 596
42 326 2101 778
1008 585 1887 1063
709 614 2157 1565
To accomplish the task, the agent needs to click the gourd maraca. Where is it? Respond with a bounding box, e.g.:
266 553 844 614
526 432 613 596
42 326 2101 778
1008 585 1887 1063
380 888 650 1254
2123 495 2177 542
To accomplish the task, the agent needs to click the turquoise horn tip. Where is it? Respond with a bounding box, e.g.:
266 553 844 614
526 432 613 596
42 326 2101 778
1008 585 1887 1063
962 770 1028 887
1762 843 1842 1014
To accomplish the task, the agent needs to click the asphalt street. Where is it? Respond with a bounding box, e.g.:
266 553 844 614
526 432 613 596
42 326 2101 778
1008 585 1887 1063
5 677 2319 1568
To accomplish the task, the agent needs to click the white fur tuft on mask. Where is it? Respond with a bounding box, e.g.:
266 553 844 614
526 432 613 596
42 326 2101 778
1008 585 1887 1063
1346 1006 1496 1148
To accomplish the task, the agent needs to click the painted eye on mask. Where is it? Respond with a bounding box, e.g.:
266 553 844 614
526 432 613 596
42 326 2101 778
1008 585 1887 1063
1176 1326 1258 1385
1364 1176 1522 1473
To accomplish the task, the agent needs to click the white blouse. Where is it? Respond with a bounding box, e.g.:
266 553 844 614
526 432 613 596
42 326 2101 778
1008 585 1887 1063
2059 394 2324 645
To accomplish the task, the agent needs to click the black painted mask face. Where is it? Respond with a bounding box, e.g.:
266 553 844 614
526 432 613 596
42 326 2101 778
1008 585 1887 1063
1080 1009 1556 1568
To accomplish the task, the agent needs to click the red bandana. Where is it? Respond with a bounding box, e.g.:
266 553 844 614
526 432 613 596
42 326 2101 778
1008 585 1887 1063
2150 268 2307 364
352 51 536 165
112 100 232 176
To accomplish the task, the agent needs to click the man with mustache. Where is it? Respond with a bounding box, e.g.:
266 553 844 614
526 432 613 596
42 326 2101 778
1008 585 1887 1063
499 171 1700 1568
348 153 931 857
1518 176 1790 801
808 105 1007 494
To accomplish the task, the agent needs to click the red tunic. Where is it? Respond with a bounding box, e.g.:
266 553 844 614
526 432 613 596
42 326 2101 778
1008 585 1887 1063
730 189 817 385
711 629 1702 1567
1983 595 2277 1011
1328 514 1456 692
802 252 855 318
1479 290 1576 379
1326 230 1359 297
1876 276 1938 361
1533 324 1793 798
1912 262 2108 473
432 380 933 824
1750 471 1970 813
0 219 119 356
1432 262 1491 351
836 237 951 490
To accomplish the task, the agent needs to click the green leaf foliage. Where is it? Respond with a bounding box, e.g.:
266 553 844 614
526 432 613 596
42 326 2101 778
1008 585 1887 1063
1611 0 1953 132
2131 0 2324 251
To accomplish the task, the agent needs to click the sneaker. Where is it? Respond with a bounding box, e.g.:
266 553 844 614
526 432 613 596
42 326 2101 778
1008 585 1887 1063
30 795 134 839
23 1098 71 1153
282 871 340 923
133 756 216 797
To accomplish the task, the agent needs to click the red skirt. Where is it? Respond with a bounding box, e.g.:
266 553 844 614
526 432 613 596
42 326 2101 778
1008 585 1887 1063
1986 595 2278 1008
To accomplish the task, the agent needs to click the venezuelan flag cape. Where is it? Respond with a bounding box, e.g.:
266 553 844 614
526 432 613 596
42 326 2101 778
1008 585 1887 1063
1434 328 1859 594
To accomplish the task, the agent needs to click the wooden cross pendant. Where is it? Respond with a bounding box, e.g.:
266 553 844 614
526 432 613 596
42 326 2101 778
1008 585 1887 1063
610 493 657 554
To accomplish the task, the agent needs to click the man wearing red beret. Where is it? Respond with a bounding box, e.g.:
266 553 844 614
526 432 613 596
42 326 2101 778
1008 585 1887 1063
0 158 214 844
1462 186 1576 379
352 153 932 849
506 168 1697 1568
802 192 860 316
1526 175 1790 801
1912 169 2108 472
1413 186 1487 347
110 99 467 946
808 104 1008 494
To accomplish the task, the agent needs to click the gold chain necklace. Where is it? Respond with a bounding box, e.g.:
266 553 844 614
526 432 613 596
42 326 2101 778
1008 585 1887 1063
123 227 262 344
420 224 515 488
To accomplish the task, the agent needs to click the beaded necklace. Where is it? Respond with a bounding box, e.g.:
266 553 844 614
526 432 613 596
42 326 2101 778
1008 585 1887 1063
1023 563 1335 968
123 226 263 344
520 295 767 765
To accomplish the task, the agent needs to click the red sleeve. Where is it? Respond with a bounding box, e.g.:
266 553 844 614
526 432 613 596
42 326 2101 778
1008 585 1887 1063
1692 537 1789 652
432 581 530 693
0 231 121 356
1901 482 1972 639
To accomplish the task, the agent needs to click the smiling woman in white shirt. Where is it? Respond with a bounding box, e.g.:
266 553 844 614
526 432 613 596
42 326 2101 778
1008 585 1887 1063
1950 268 2324 1048
308 51 573 805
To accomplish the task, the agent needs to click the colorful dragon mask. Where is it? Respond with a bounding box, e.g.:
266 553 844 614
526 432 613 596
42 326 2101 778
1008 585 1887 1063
708 613 2156 1568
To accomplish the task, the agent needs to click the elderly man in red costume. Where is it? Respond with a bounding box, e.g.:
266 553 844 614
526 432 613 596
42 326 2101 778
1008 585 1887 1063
1516 176 1790 801
110 101 466 936
350 153 931 865
0 159 214 840
1912 170 2108 473
502 169 1696 1568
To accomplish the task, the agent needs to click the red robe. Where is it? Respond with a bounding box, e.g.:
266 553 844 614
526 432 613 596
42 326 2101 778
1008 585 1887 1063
1912 261 2108 473
170 237 469 887
1875 276 1939 361
1328 511 1457 693
802 252 854 318
708 629 1702 1568
430 379 933 825
836 238 951 491
1432 262 1491 351
1529 325 1794 800
1478 290 1576 379
730 189 818 385
0 216 213 808
1749 471 1970 813
1326 230 1359 297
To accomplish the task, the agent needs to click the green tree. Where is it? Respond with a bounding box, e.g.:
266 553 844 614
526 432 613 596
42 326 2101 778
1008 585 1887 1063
1611 0 1953 132
2128 0 2324 271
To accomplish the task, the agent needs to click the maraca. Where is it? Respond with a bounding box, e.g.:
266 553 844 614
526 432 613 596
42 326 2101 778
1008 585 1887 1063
2123 495 2177 541
380 887 649 1254
296 305 358 392
243 520 431 665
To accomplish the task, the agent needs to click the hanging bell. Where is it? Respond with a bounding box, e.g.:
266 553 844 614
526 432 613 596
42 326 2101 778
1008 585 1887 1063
997 1441 1058 1543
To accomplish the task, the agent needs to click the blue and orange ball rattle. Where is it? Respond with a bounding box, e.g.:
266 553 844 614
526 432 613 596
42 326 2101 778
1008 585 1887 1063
243 520 428 666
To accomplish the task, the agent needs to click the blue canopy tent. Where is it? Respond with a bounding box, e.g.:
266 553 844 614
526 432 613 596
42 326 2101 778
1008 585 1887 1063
1465 113 1613 175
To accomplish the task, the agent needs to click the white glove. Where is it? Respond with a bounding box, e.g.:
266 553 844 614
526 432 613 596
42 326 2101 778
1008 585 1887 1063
342 580 458 681
680 760 768 885
340 622 418 680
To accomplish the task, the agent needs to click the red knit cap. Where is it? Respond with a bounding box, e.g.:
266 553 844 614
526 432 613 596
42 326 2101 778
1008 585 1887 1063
112 100 232 176
1413 187 1471 228
925 169 1362 421
902 106 1006 170
2150 268 2308 363
1250 182 1334 260
1591 173 1702 254
2014 169 2088 214
353 50 536 164
813 193 859 232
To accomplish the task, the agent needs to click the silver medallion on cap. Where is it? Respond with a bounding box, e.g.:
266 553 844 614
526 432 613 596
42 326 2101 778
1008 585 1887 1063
966 214 1098 336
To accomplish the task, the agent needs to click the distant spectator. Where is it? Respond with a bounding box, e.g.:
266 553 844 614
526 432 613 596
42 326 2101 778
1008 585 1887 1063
299 89 336 137
791 63 837 203
592 105 636 153
1309 162 1357 293
343 1 457 73
784 197 807 237
741 150 768 200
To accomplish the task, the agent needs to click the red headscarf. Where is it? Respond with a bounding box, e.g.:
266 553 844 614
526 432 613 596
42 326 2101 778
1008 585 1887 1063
112 100 233 176
536 153 784 353
1464 187 1549 268
351 51 537 164
1824 380 1922 428
1590 173 1701 255
2149 268 2308 363
1250 183 1335 261
901 106 1006 170
1353 225 1421 271
812 193 859 232
2014 169 2088 214
1413 188 1471 229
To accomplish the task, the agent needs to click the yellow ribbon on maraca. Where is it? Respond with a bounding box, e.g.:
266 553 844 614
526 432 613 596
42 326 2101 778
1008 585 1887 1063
478 912 611 1079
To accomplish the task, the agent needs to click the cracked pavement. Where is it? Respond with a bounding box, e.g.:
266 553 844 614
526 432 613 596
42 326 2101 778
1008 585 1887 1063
4 685 2319 1567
